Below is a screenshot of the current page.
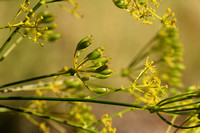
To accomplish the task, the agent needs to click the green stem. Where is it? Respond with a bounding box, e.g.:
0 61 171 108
88 108 133 127
90 88 122 99
159 101 200 111
174 114 195 133
0 68 76 89
133 66 148 85
160 107 200 115
158 94 198 107
0 36 23 62
45 0 64 4
0 104 98 133
0 96 154 110
0 80 65 93
157 112 200 129
166 115 177 133
157 92 197 106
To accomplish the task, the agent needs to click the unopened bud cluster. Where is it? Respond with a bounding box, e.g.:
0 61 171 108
74 36 113 93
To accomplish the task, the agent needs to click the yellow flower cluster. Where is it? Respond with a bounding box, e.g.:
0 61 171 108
129 57 167 105
69 103 96 133
57 0 83 18
101 113 117 133
113 0 176 28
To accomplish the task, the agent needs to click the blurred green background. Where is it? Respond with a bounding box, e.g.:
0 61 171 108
0 0 200 133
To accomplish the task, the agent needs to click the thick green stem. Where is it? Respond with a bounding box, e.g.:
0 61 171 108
158 94 198 107
157 112 200 129
0 96 153 110
0 68 76 89
157 92 197 106
0 104 98 133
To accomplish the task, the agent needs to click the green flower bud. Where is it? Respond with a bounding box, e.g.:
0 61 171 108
113 0 128 9
94 74 110 79
81 77 89 81
121 68 130 77
100 69 113 75
64 79 80 88
88 66 99 72
95 65 108 73
171 82 183 88
168 70 182 78
43 30 53 35
185 86 196 92
47 33 61 42
38 11 54 23
174 63 185 70
171 56 183 62
92 57 109 65
91 88 109 94
47 24 57 30
86 47 104 60
76 36 92 51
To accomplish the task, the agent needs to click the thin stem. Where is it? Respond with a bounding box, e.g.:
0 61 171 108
0 80 65 94
88 108 133 127
0 68 75 89
157 92 197 106
45 0 64 4
1 96 195 115
166 115 177 133
160 107 200 115
0 36 23 62
158 94 198 107
157 112 200 129
174 114 195 133
133 66 148 85
0 104 98 133
147 8 162 20
0 96 154 110
90 88 122 99
0 25 46 29
159 101 200 111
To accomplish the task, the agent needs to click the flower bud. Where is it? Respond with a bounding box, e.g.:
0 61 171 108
47 33 61 42
91 88 109 94
94 74 110 79
168 70 182 78
47 24 57 30
95 65 108 73
100 69 113 75
64 79 80 88
113 0 128 9
37 11 54 23
92 57 109 65
174 63 185 70
76 36 91 51
86 47 104 60
81 77 89 81
185 86 196 92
